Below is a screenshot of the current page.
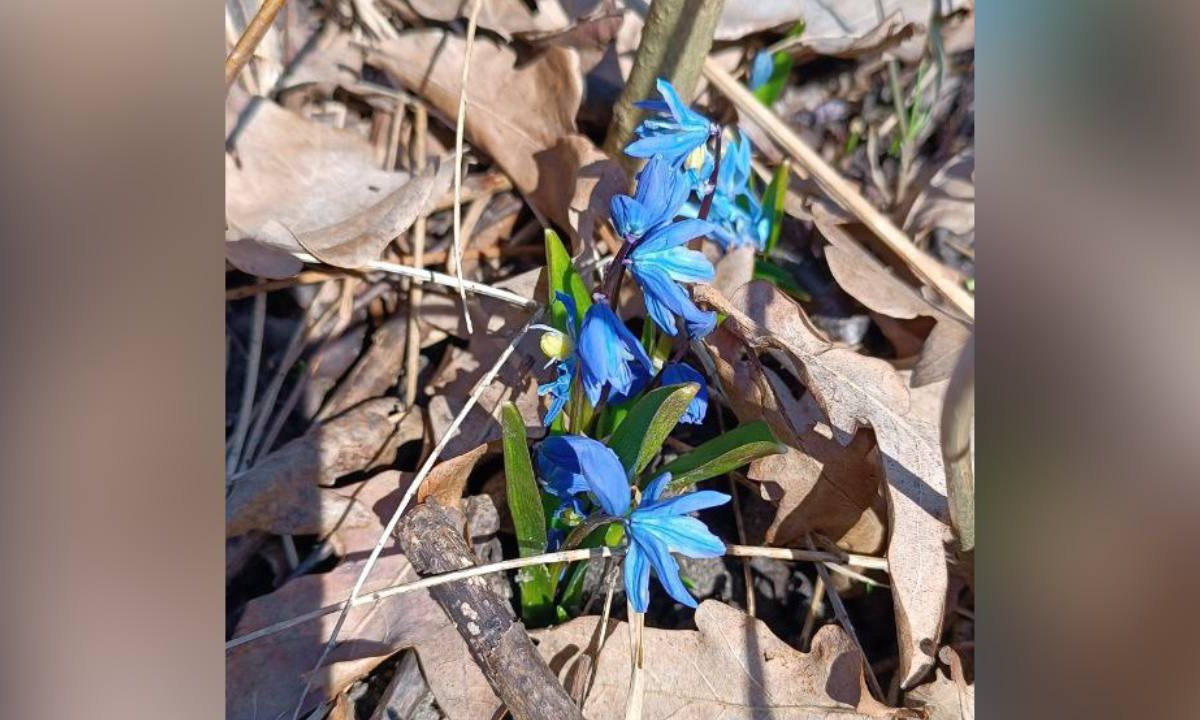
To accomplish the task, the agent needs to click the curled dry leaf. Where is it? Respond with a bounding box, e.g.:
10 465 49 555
417 441 492 508
370 30 604 231
713 244 757 297
904 149 975 239
532 600 910 719
226 552 452 720
226 98 450 273
695 282 951 689
820 220 971 386
226 399 423 538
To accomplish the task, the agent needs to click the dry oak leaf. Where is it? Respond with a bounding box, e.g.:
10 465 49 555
226 399 423 538
819 220 971 387
226 98 450 272
532 601 910 719
226 552 453 720
370 29 594 230
705 327 887 553
695 282 951 689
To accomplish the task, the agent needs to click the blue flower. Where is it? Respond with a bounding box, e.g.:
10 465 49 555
661 363 709 424
680 132 769 251
539 436 729 611
535 292 582 426
627 218 718 338
610 156 692 243
748 50 774 91
627 78 716 165
577 302 654 406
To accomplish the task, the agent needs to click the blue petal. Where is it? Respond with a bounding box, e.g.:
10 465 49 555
537 362 573 426
623 534 651 612
749 50 774 91
535 435 592 498
609 195 645 239
661 363 708 424
629 262 717 338
637 489 731 518
636 245 716 284
537 435 631 517
632 157 690 232
632 527 696 608
553 291 580 337
655 77 708 132
631 514 726 558
578 304 654 405
634 218 717 254
643 472 672 503
625 129 710 162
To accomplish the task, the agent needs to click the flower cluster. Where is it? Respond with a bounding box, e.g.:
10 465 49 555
536 435 729 611
526 79 746 614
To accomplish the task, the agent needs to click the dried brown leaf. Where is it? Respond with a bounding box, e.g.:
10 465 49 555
904 150 975 239
226 99 448 272
417 442 492 507
403 0 578 38
226 399 423 537
295 160 452 269
696 282 950 688
370 30 592 229
820 220 970 387
905 648 974 720
533 601 909 719
226 552 451 720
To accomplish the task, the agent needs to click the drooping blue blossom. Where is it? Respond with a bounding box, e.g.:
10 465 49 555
535 292 582 426
610 156 692 244
535 435 595 550
628 219 718 338
661 363 709 424
608 156 718 338
577 302 654 406
748 50 774 91
626 78 717 165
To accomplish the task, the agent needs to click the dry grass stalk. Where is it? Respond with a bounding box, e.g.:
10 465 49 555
224 0 289 91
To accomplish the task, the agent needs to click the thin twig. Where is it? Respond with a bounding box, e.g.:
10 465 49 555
450 0 483 334
290 252 536 309
702 59 974 319
224 0 288 91
403 103 429 408
808 536 885 701
226 282 266 479
288 305 544 720
229 542 881 651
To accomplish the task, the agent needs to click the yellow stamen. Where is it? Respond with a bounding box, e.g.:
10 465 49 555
539 331 573 361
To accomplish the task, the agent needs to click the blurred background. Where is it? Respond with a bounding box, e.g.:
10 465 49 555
0 0 1198 718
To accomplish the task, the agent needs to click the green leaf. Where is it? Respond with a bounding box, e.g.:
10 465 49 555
607 382 699 479
762 160 789 254
544 229 591 334
501 402 554 625
659 421 786 490
751 51 794 107
753 258 812 302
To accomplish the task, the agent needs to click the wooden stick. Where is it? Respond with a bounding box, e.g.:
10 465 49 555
224 0 288 91
397 503 584 720
702 59 975 319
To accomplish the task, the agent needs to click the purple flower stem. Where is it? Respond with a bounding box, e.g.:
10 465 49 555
697 129 724 221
